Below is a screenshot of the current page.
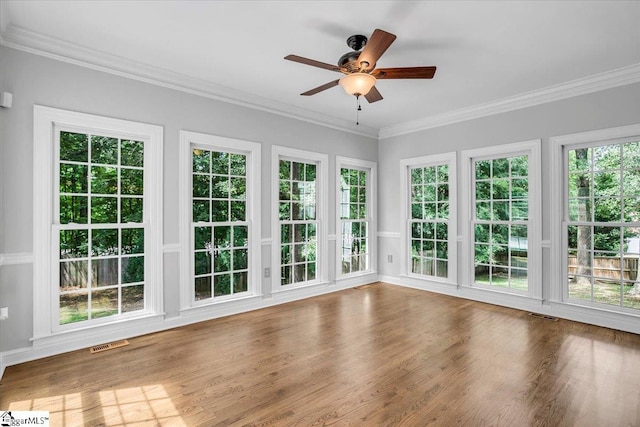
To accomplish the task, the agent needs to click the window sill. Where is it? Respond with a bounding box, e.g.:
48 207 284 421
180 293 263 314
31 312 166 348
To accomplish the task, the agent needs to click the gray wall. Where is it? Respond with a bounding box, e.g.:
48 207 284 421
377 82 640 297
0 46 376 352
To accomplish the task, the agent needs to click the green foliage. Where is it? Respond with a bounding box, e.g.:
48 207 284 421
60 131 88 162
60 195 88 224
60 230 88 258
568 142 640 252
121 140 144 167
91 135 118 165
60 164 88 193
122 256 144 283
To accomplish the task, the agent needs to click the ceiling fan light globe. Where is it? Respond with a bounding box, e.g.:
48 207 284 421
339 73 376 96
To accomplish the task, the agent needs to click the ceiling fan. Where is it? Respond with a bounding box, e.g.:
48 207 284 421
285 29 437 104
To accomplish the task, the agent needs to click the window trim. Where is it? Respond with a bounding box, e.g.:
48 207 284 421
179 130 261 309
335 156 378 280
461 140 542 299
271 146 328 293
33 105 163 339
400 152 457 284
550 124 640 307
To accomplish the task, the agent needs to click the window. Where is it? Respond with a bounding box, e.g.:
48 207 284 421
57 132 146 324
336 157 377 278
180 131 260 306
34 106 163 337
462 141 541 297
272 146 327 290
401 153 457 283
551 126 640 312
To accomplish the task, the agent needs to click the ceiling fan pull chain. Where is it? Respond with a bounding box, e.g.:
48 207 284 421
356 95 361 125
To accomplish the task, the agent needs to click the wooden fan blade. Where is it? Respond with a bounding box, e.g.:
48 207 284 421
301 79 340 96
364 86 383 103
357 29 397 71
285 55 341 72
372 66 437 79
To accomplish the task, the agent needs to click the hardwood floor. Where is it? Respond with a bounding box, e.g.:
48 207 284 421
2 282 640 426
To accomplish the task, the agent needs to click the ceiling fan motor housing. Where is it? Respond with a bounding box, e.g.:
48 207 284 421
339 34 371 73
338 51 365 73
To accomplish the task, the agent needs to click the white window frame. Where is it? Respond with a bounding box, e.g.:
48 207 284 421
461 140 542 299
335 156 377 280
400 152 457 284
33 105 163 339
179 131 261 309
550 123 640 308
272 146 328 293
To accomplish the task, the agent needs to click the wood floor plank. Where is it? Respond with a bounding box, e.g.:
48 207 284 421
2 283 640 426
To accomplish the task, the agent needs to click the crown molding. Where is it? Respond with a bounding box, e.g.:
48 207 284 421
0 25 378 139
379 62 640 140
3 25 639 141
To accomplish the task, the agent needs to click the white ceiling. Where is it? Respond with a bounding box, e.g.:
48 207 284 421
1 1 640 137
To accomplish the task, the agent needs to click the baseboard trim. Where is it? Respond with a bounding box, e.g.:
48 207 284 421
379 275 640 335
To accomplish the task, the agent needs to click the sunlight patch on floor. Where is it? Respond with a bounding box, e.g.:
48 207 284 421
99 384 186 427
9 392 84 426
7 385 185 427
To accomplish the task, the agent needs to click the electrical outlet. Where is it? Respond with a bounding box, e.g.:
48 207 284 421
387 254 393 263
0 307 8 320
264 268 271 278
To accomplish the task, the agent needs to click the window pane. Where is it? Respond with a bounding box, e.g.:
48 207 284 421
91 197 118 223
214 274 231 296
122 256 144 284
234 272 248 293
194 252 211 275
92 258 119 286
122 284 144 312
92 229 118 256
60 291 88 324
60 132 88 162
60 230 88 259
121 140 144 167
60 195 88 224
230 201 246 221
230 154 246 175
91 166 118 194
233 226 248 247
195 277 212 300
91 288 118 319
193 200 210 222
60 164 88 193
91 135 118 165
121 228 144 255
475 160 490 180
121 169 144 195
119 197 142 223
212 200 229 222
212 152 229 174
214 250 231 272
492 158 509 178
193 149 210 173
214 226 231 248
60 260 88 290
